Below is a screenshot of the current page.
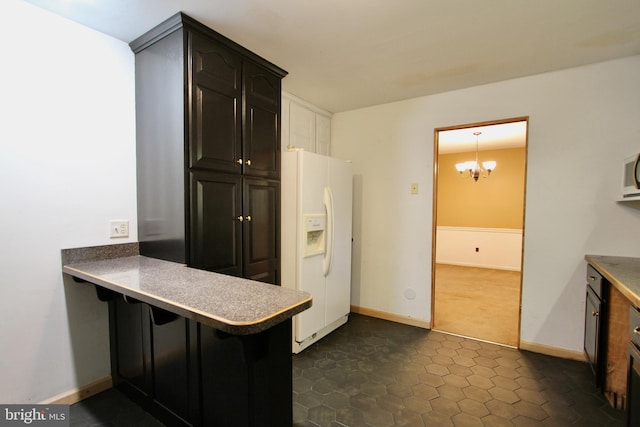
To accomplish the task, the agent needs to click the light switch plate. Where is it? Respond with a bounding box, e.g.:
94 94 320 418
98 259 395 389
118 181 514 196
110 220 129 238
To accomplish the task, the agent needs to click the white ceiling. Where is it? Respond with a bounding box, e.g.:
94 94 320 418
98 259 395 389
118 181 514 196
23 0 640 114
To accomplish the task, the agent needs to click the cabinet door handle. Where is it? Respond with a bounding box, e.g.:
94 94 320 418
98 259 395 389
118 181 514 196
245 159 251 166
237 158 243 165
592 311 599 317
245 215 252 222
589 276 597 281
237 216 244 222
634 326 640 335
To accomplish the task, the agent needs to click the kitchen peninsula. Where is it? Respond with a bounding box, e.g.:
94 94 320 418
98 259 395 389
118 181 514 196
59 10 299 426
62 243 311 426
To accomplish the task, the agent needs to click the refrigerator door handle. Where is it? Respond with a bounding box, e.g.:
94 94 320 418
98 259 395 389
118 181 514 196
322 187 334 277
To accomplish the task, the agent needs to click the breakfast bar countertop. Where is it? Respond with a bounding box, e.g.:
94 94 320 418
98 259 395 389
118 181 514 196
63 254 312 335
585 254 640 307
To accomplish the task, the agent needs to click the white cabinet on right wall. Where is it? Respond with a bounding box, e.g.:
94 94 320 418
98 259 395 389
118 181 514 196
282 92 332 156
315 113 331 156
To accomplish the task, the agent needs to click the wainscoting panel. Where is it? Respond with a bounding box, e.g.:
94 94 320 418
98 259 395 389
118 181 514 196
435 226 522 271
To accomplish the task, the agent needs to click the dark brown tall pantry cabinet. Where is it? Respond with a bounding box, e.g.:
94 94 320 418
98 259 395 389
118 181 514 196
131 13 286 284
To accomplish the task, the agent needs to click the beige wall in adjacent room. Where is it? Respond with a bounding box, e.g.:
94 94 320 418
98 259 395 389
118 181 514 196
437 147 526 229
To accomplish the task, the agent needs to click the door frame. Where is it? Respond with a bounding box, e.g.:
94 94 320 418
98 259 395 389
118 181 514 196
431 116 529 346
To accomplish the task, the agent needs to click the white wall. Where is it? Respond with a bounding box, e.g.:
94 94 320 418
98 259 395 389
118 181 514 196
332 56 640 352
0 1 136 402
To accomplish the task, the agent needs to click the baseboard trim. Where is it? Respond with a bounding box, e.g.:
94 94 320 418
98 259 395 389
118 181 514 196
40 376 112 405
520 341 586 362
350 305 431 329
436 261 522 272
351 306 585 362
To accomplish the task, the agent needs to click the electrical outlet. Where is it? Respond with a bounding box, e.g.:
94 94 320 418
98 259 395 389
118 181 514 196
410 183 419 195
110 220 129 238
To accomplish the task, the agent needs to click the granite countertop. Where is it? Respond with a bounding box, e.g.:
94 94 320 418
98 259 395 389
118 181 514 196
63 254 312 335
585 255 640 307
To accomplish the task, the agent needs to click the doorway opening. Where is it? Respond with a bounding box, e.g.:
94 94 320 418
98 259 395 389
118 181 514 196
431 117 528 347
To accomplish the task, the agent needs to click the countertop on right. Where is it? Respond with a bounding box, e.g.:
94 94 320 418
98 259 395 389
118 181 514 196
585 255 640 307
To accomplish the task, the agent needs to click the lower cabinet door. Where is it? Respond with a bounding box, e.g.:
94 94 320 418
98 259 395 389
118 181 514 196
113 298 192 426
151 316 190 421
200 320 293 427
584 285 602 384
200 327 250 426
628 343 640 426
189 170 243 276
243 178 280 284
113 296 150 394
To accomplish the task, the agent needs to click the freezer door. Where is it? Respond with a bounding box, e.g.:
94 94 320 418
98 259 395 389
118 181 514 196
295 152 328 343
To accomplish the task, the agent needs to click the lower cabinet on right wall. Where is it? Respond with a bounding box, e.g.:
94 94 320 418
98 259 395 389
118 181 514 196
585 255 640 425
627 305 640 426
584 265 606 387
584 262 631 410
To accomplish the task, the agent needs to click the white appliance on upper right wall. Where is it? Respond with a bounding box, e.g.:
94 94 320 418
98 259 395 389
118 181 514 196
281 149 353 353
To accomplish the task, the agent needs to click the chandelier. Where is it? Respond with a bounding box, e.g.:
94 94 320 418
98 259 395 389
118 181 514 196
455 132 496 181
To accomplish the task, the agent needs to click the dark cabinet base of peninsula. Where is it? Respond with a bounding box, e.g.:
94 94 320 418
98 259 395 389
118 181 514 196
109 296 293 427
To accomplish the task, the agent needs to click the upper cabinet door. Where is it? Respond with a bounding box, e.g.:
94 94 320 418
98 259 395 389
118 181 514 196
189 31 242 174
281 94 333 155
315 114 331 156
289 103 315 152
243 61 281 179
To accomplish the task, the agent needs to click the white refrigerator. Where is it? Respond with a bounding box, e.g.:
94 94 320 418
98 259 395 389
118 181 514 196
281 149 353 353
